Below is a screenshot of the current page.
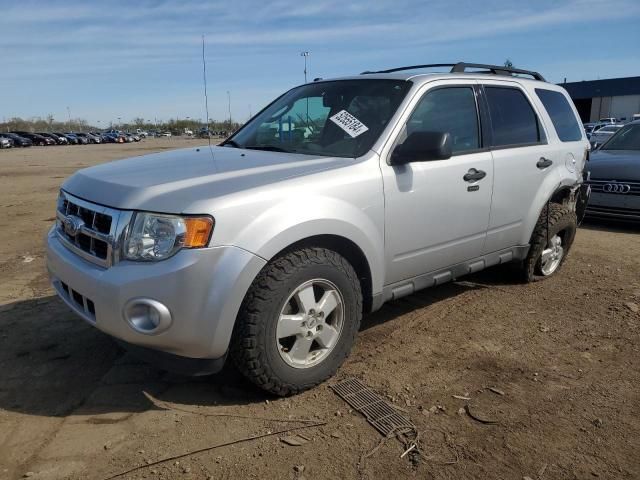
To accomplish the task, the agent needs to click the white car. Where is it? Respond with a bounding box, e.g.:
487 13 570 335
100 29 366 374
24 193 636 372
160 131 172 137
598 117 618 125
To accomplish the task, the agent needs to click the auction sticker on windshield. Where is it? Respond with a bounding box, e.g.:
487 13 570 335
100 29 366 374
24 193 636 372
329 110 369 138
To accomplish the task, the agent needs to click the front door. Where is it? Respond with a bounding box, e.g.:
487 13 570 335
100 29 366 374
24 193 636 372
381 82 493 284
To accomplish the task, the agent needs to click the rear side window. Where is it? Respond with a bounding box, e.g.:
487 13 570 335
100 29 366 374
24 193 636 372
535 89 583 142
485 87 543 147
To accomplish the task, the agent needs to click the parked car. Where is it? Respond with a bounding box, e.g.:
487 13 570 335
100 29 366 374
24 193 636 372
159 131 172 137
38 132 68 145
66 133 89 145
103 132 126 143
75 133 101 144
12 132 53 146
3 132 33 147
598 117 618 125
124 132 141 142
47 62 589 395
0 135 13 148
585 120 640 220
54 133 78 145
590 124 624 148
584 123 597 139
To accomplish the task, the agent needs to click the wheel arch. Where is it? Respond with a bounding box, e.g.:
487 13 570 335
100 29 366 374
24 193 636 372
521 174 578 245
268 234 375 314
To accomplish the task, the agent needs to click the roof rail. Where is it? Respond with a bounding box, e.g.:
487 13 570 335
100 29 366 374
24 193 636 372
361 62 546 82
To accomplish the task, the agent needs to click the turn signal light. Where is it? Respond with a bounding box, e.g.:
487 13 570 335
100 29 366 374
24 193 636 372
184 217 214 248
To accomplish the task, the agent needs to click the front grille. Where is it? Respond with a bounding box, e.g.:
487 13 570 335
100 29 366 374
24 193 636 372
55 191 126 267
588 179 640 197
586 204 640 219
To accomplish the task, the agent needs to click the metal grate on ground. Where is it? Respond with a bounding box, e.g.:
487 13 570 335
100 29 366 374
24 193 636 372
331 378 415 437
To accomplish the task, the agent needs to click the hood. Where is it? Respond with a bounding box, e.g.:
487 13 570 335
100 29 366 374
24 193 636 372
588 150 640 181
62 145 354 213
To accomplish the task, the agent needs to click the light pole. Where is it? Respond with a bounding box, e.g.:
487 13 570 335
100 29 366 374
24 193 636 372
300 51 310 83
66 106 71 130
227 91 232 129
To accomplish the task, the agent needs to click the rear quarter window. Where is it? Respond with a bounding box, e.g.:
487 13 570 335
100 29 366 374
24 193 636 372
535 89 583 142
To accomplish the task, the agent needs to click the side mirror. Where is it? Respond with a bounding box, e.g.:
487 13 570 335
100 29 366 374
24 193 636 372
390 131 452 165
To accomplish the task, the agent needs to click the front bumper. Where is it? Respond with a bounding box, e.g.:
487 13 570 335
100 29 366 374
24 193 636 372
585 191 640 221
47 227 266 364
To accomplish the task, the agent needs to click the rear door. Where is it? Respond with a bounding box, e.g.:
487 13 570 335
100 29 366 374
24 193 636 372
480 81 560 253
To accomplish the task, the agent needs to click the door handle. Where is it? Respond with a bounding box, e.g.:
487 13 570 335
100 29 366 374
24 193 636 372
537 157 553 169
463 168 486 182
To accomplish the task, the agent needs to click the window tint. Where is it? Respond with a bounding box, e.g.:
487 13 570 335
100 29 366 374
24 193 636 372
535 89 582 142
485 87 542 147
407 87 479 154
602 124 640 151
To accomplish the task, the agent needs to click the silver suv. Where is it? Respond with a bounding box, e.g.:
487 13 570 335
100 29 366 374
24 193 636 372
47 63 590 395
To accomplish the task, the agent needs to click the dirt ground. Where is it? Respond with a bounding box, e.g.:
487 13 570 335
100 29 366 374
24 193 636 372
1 139 639 480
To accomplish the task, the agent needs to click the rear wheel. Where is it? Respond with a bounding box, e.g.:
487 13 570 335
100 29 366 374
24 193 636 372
521 203 577 282
231 247 362 396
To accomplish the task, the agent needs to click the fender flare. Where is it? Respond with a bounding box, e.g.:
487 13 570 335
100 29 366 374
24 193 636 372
231 195 385 296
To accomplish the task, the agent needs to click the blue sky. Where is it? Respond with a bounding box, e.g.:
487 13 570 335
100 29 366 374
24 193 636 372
1 0 639 126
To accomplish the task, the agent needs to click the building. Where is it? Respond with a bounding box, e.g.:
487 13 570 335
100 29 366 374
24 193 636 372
561 76 640 123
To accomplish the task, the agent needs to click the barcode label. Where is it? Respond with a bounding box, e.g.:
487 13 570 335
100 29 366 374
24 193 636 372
329 110 369 138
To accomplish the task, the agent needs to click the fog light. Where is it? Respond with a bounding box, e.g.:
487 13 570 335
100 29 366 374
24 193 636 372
123 298 172 335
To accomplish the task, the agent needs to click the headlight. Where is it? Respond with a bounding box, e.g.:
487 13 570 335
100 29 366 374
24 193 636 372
124 212 214 261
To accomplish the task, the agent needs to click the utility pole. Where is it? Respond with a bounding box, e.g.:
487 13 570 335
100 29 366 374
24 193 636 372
66 106 71 130
227 91 232 128
300 51 310 83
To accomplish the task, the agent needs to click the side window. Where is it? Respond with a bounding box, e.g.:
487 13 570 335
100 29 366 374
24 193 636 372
406 87 480 154
535 89 583 142
485 87 543 147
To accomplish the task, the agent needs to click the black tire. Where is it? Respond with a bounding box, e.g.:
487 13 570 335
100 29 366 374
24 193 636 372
231 247 362 396
521 203 577 283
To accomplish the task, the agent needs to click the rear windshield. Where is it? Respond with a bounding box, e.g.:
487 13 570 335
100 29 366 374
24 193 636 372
535 89 583 142
226 80 412 158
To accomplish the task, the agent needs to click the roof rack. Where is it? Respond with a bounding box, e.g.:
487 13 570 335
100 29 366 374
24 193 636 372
361 62 546 82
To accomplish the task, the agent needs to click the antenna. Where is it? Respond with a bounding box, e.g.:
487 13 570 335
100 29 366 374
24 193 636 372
202 35 213 155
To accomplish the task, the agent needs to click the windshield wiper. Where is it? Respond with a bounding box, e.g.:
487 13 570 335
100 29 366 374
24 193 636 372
244 145 295 153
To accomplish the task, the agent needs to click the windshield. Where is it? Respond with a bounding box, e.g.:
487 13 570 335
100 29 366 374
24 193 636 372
602 123 640 151
226 79 412 158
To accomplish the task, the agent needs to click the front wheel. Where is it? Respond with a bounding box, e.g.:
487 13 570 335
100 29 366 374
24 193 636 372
521 203 577 282
231 247 362 396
